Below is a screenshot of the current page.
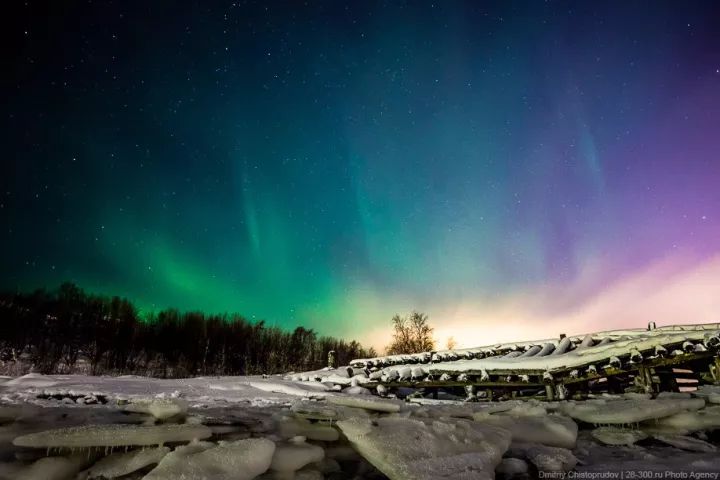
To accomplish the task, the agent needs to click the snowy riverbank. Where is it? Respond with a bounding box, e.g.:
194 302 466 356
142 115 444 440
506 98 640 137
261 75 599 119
1 373 720 479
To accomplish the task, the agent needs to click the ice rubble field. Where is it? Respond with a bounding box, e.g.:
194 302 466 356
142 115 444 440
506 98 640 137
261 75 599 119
1 373 720 479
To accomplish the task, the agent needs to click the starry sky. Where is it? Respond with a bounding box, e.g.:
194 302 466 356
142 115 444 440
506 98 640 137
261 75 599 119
3 1 720 349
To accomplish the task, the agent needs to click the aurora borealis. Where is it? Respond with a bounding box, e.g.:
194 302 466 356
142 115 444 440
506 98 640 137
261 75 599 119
3 1 720 350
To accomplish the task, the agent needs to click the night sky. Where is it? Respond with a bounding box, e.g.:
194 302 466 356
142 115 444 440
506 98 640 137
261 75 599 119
4 1 720 349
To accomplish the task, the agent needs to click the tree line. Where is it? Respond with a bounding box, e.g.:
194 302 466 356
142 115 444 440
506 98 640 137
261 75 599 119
0 283 376 377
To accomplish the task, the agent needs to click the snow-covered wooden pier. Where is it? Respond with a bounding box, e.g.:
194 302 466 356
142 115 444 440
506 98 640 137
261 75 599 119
349 323 720 400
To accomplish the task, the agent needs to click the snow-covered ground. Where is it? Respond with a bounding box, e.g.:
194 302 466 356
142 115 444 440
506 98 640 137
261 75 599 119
1 373 720 479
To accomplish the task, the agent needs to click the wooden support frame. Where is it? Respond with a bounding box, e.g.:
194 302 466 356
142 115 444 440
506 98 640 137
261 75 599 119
375 349 718 401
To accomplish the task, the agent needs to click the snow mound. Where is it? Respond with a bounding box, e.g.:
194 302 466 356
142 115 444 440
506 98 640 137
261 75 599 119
143 438 275 480
327 395 402 413
82 447 169 478
122 398 187 420
590 427 647 446
561 398 705 424
337 416 512 480
4 373 58 388
13 424 212 448
270 437 325 476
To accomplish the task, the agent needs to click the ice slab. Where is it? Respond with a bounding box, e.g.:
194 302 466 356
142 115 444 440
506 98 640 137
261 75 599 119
327 395 402 413
143 438 275 480
122 398 187 420
16 455 85 480
475 413 578 449
277 417 339 442
13 424 212 448
648 406 720 435
654 434 717 453
337 416 511 480
560 398 705 424
590 427 647 446
270 437 325 474
83 447 169 478
507 443 577 474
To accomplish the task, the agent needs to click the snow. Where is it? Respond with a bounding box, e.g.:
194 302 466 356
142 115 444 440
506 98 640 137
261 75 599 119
349 324 720 390
428 329 718 374
337 416 511 480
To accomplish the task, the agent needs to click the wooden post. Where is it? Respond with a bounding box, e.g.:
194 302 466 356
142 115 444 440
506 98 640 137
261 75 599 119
636 365 654 394
555 383 568 400
712 356 720 384
327 350 336 369
545 384 555 401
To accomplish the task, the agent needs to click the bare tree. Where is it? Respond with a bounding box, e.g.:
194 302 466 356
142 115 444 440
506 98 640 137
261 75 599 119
446 336 457 350
386 311 435 354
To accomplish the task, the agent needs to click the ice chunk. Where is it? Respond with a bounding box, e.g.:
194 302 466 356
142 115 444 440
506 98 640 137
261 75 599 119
83 447 169 478
122 398 187 420
693 385 720 404
312 457 341 474
143 438 275 480
342 386 372 395
654 434 717 452
324 445 362 462
590 427 647 446
294 470 323 480
0 405 25 424
277 417 339 442
290 400 337 421
16 455 85 480
477 414 578 449
337 416 511 480
495 458 528 476
648 406 720 434
561 398 705 424
508 443 577 474
13 424 212 448
270 437 325 475
327 395 402 413
246 381 329 397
